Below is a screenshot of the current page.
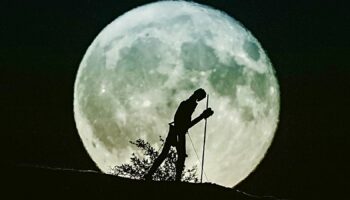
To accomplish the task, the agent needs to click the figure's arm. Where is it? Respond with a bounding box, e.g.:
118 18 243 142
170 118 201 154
188 108 214 129
188 115 203 129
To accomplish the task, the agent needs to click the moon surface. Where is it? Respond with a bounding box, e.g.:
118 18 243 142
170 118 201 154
74 1 279 187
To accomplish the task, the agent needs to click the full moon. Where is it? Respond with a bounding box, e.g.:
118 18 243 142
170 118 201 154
74 1 279 187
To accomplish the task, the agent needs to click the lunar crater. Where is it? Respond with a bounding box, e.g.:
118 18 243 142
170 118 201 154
243 40 261 61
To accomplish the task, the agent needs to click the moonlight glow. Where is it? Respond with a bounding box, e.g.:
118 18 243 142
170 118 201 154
74 1 279 187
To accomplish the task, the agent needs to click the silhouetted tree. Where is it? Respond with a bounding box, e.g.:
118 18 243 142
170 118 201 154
111 137 199 182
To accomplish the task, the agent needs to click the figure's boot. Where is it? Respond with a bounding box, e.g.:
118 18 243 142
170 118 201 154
175 158 185 182
143 143 171 181
175 172 181 182
175 166 184 182
143 173 153 181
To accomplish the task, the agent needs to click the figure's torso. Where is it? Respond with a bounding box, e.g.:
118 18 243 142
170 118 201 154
174 99 197 132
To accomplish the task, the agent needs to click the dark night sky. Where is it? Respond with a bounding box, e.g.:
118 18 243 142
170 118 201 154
2 0 349 199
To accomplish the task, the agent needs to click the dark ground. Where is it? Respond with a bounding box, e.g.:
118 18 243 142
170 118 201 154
5 165 283 200
2 0 349 199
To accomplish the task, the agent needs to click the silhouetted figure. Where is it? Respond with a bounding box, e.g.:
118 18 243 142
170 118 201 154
144 88 214 181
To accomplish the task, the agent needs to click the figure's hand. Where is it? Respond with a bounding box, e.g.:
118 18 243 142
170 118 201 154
201 108 214 119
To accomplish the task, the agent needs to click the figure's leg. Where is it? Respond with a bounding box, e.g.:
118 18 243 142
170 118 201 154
144 140 171 180
175 134 186 181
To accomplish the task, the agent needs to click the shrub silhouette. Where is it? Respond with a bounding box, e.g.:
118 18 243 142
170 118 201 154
111 137 199 182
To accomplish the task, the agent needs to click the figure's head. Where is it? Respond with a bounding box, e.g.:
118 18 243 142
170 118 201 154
191 88 206 102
